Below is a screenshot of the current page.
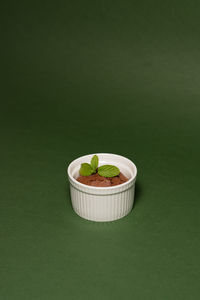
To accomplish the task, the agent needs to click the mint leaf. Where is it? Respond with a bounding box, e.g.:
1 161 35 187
98 165 120 177
90 155 98 172
79 155 121 178
79 163 93 176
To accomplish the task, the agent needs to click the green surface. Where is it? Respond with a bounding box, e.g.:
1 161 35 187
1 1 200 299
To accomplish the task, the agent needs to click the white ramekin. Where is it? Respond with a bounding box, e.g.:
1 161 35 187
67 153 137 222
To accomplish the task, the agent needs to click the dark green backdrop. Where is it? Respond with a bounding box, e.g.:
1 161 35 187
1 1 200 299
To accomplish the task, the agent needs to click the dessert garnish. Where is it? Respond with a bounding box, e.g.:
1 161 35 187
79 155 120 177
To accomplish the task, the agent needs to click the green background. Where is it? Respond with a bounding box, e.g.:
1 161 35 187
1 1 200 299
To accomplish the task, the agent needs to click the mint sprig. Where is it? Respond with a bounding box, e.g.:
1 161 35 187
79 155 120 178
79 163 93 176
98 165 120 177
91 155 98 172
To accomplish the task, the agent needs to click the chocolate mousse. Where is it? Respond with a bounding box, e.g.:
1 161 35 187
77 172 128 187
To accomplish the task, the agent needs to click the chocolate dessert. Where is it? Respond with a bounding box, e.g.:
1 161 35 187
76 154 129 187
77 172 128 187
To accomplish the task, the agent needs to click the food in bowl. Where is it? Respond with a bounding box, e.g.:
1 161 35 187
67 153 137 222
76 155 128 187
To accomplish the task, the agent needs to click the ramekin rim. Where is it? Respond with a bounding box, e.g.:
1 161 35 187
67 153 137 191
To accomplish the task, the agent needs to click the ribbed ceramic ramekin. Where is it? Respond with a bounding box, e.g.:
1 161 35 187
67 153 137 222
